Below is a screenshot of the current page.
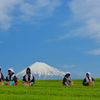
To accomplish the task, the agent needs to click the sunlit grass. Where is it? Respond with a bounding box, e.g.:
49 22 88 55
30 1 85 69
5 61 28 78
0 79 100 100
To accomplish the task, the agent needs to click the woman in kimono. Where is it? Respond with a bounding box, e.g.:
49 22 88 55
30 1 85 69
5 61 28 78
23 68 35 86
83 72 94 86
0 67 4 85
5 68 19 86
62 72 73 86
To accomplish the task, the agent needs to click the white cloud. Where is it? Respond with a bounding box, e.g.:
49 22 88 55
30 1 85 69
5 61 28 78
63 65 76 68
47 0 100 43
20 0 60 21
67 0 100 42
0 0 21 29
0 0 60 30
48 0 100 43
86 48 100 55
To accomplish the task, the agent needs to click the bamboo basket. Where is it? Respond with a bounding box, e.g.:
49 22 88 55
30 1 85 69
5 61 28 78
69 81 74 86
23 82 30 86
89 81 94 86
5 81 11 85
0 81 4 86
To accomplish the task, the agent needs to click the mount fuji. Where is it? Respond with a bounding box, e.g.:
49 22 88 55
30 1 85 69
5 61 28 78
16 62 66 79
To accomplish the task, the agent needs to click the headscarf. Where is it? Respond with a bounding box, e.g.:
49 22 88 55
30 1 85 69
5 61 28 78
8 68 14 73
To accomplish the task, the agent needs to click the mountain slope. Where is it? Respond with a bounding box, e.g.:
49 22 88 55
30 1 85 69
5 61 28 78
17 62 66 79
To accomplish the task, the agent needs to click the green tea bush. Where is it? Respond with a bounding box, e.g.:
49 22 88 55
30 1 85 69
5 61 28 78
0 79 100 100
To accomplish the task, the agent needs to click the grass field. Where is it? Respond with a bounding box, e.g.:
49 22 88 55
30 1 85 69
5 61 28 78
0 79 100 100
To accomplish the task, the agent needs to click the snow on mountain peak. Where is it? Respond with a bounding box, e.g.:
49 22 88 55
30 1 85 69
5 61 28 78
17 62 66 79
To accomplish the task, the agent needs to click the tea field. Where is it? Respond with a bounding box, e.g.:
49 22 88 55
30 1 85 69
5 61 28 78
0 79 100 100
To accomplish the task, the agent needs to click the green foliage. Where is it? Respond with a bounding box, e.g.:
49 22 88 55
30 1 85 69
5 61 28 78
0 79 100 100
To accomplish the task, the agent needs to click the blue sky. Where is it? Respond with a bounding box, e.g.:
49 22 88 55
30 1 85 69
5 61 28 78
0 0 100 78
